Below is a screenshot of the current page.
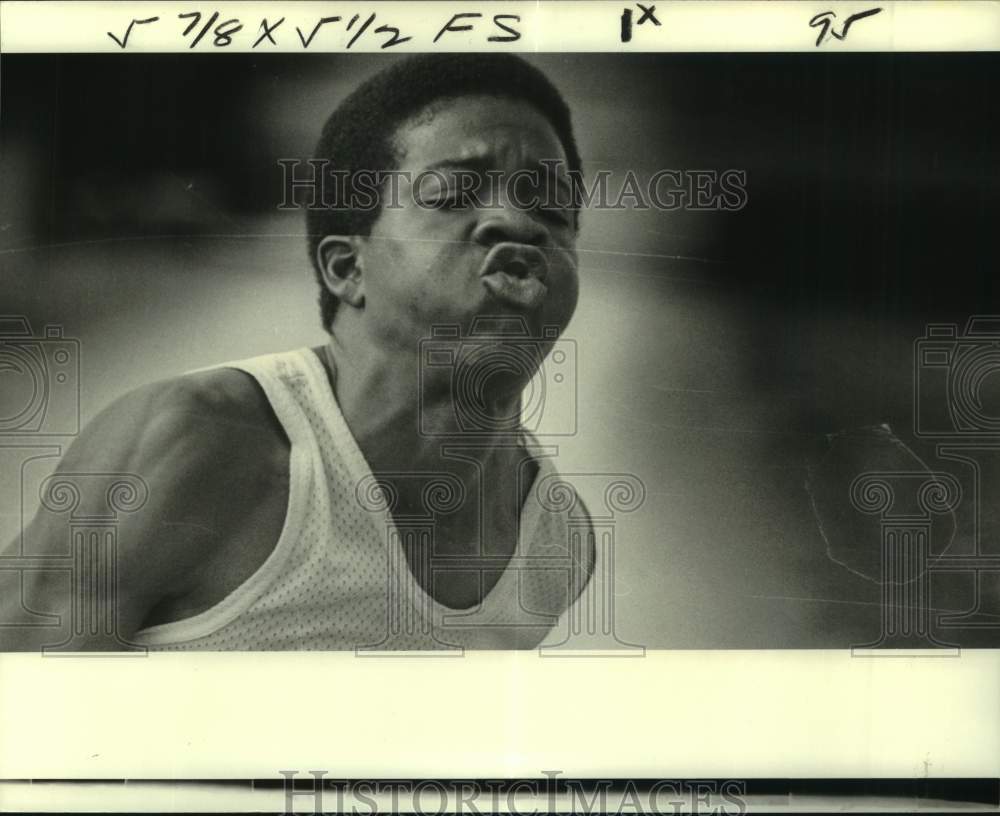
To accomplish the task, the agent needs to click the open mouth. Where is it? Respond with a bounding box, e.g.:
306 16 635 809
478 243 550 310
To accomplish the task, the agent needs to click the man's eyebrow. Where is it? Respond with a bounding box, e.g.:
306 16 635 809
423 157 496 174
423 157 574 195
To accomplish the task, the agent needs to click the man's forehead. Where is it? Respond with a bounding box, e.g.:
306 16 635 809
395 96 568 169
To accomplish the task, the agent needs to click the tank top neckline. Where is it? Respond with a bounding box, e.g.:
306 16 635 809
297 346 547 618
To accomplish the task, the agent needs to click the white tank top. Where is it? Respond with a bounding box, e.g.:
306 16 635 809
134 348 593 651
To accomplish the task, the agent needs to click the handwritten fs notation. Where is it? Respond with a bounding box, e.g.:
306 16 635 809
107 10 522 49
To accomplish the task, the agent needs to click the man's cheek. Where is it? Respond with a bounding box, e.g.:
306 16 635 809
554 271 580 325
553 260 580 299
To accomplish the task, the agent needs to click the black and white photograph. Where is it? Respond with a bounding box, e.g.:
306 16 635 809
4 46 1000 652
0 0 998 806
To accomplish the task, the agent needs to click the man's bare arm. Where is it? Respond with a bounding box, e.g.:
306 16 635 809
0 370 289 651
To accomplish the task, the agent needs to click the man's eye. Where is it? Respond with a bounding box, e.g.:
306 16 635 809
536 204 572 226
438 195 469 211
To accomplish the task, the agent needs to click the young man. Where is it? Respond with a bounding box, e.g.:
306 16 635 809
1 54 594 651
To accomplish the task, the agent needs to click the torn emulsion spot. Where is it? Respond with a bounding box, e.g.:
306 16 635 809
803 423 957 584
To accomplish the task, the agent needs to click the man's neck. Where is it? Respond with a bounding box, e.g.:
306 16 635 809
315 329 540 566
316 332 525 475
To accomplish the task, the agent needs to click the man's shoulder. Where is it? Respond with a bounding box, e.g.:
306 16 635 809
72 366 289 478
11 366 295 644
136 365 280 429
88 366 291 570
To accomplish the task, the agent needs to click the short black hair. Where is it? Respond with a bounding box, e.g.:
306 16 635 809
306 53 582 330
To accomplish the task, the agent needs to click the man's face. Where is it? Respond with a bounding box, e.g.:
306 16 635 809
355 94 580 352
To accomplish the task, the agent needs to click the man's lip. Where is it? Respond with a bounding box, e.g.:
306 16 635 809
481 272 548 310
478 242 549 283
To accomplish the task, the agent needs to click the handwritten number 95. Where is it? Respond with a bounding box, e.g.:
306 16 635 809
809 7 883 47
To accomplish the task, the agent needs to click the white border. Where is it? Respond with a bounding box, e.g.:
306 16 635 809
1 0 999 790
1 650 998 778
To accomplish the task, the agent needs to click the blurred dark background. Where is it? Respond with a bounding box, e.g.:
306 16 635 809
2 53 998 647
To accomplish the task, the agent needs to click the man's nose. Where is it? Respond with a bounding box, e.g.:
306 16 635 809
471 199 547 248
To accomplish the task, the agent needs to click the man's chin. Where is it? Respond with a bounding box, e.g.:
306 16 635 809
420 297 568 346
475 299 570 341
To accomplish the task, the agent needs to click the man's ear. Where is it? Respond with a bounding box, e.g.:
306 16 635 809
316 235 365 308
